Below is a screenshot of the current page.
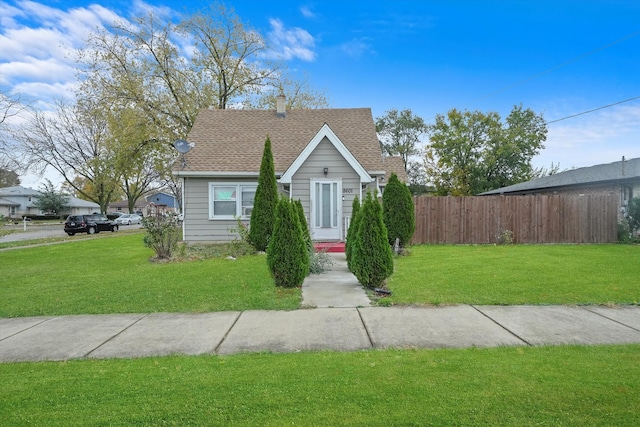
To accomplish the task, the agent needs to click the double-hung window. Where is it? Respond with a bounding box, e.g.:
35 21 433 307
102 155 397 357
209 183 256 219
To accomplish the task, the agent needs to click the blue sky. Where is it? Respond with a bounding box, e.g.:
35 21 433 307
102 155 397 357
1 0 639 187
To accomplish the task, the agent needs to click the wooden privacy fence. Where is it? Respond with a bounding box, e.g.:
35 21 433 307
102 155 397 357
411 195 619 244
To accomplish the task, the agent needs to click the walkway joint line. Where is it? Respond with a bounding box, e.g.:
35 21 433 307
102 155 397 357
213 311 243 354
0 317 54 343
581 306 640 333
84 313 149 358
470 305 533 346
356 308 375 349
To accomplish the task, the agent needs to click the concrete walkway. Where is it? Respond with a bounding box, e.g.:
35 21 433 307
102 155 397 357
301 253 371 308
1 305 639 362
1 253 640 363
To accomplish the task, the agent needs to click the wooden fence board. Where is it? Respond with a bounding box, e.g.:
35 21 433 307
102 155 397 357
410 195 618 244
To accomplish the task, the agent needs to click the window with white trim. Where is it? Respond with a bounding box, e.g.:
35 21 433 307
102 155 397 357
209 183 257 219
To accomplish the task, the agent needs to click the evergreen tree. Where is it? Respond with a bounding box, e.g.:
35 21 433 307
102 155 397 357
351 191 394 288
294 199 311 275
249 136 278 251
345 195 360 270
33 179 70 216
267 197 309 287
382 173 415 248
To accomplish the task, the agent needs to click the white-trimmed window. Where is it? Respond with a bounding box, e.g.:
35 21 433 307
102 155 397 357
209 183 256 219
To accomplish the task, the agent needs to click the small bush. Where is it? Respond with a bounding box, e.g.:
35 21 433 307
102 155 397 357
309 250 334 274
497 229 514 245
267 197 309 287
142 215 182 259
628 197 640 234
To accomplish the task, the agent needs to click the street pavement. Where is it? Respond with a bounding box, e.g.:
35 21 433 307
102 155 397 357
1 254 639 362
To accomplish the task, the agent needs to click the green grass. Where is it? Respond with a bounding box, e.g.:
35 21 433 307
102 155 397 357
387 244 640 306
1 345 638 426
0 233 299 317
2 237 639 316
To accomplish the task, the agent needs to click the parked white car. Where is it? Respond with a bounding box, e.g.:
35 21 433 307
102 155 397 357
115 213 142 225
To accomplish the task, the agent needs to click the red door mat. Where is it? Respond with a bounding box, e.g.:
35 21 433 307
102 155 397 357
313 242 345 253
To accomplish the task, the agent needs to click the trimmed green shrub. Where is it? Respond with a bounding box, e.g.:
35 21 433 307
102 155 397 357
351 191 394 288
345 196 360 271
294 199 311 276
142 215 182 259
382 173 415 248
249 136 278 251
267 197 309 287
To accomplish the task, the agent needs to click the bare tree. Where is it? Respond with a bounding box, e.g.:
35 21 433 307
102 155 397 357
0 90 26 173
17 100 120 213
181 3 282 110
242 72 329 110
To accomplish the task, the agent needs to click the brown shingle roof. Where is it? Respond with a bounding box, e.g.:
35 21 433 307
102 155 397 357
176 108 384 175
382 156 408 183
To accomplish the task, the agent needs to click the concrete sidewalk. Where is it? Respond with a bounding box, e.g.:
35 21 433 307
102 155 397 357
1 305 639 362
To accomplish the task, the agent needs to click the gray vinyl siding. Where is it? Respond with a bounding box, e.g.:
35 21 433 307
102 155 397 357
291 137 361 237
183 177 259 242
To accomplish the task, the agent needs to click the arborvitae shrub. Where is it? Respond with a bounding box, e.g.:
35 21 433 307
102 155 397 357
249 137 278 251
351 191 394 288
267 197 309 287
294 199 311 276
382 173 415 248
345 196 360 271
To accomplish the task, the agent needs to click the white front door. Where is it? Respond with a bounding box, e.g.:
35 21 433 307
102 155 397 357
310 179 342 240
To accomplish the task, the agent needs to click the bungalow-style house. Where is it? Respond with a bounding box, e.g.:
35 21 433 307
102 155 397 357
173 99 406 243
480 156 640 216
0 185 100 217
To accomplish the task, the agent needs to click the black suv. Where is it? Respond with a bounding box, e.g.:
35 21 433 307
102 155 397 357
64 214 119 236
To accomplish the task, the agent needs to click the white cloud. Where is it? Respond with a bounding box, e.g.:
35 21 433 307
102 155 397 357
535 104 640 170
0 57 75 82
340 38 374 58
131 0 175 20
0 27 69 61
300 6 316 19
0 1 134 106
267 18 316 61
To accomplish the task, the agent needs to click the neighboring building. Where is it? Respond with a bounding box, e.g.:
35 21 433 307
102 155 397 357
173 100 405 243
0 185 100 217
145 191 178 215
108 200 146 215
480 156 640 217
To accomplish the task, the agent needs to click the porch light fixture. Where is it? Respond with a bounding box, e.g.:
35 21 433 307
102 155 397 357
323 167 328 177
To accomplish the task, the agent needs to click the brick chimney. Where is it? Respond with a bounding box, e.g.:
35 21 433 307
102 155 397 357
276 94 286 118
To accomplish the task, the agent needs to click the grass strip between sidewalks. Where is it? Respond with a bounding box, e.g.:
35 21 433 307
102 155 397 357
1 345 639 426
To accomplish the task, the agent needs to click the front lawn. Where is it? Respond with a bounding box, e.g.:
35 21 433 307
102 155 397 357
1 345 638 425
0 234 299 317
388 244 640 306
1 236 638 317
